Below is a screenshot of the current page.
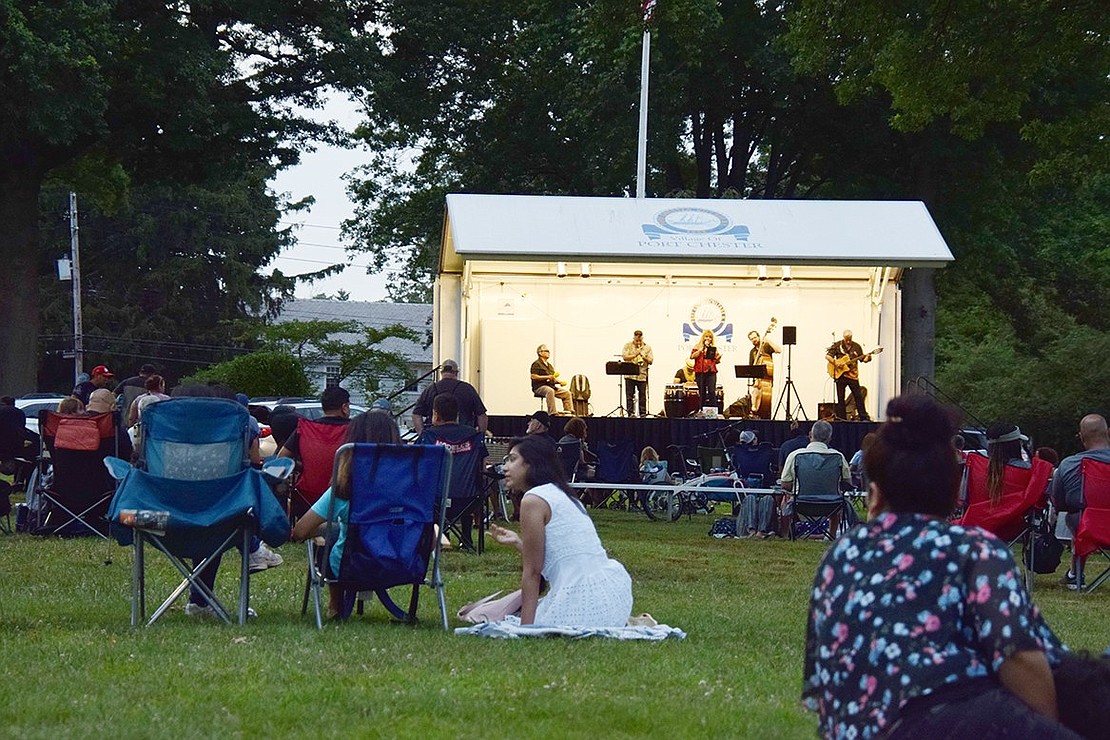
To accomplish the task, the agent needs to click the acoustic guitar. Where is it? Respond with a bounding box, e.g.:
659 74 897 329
827 346 884 380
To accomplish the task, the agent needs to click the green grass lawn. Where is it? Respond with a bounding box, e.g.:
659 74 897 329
2 510 1107 739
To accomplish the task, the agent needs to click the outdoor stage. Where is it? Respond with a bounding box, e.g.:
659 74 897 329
486 415 877 459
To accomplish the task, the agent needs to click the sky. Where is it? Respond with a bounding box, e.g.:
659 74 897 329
268 93 390 303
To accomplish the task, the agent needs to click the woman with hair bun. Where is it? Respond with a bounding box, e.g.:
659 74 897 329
803 394 1077 738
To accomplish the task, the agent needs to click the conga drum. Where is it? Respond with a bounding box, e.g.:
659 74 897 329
663 385 686 418
683 384 702 416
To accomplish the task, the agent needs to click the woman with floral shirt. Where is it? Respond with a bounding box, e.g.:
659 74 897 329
803 394 1078 739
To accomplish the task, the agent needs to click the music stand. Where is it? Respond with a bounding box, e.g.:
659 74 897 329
734 365 768 380
605 361 640 417
772 327 808 422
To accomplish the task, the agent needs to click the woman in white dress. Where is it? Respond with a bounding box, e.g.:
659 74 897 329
489 435 633 627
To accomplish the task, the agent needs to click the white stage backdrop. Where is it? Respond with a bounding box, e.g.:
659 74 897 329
466 276 898 421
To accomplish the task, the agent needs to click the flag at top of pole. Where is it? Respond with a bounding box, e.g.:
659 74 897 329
642 0 657 24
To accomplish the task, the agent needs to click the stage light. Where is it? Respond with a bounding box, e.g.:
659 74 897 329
556 261 567 278
757 265 767 281
782 265 792 282
580 262 591 278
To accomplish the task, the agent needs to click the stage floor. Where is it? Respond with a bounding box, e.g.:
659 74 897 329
487 415 877 459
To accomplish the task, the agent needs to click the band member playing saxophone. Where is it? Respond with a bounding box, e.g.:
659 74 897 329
621 330 654 417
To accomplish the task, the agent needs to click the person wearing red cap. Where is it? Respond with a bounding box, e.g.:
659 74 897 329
72 365 114 406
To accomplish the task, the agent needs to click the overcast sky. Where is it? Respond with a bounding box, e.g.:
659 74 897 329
268 92 390 303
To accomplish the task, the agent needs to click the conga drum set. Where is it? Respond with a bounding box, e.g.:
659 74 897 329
663 384 722 417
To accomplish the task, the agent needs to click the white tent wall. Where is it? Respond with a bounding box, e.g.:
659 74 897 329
454 272 900 420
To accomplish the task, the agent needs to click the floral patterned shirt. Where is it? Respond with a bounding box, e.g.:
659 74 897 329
802 512 1063 739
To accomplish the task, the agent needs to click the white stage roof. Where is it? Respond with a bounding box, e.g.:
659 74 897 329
441 194 953 272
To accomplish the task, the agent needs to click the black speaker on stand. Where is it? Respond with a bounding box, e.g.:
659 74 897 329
772 325 808 422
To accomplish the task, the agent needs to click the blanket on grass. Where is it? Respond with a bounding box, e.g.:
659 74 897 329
455 615 686 640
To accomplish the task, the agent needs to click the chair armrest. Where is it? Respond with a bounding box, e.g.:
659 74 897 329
103 456 134 481
261 457 294 483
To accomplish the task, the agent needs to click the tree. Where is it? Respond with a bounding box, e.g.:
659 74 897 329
181 351 313 399
784 0 1110 384
0 2 378 392
346 0 864 299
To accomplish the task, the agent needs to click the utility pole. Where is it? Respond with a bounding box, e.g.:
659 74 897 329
69 192 84 383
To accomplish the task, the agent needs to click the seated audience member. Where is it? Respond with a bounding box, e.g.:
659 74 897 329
278 386 352 462
804 394 1075 739
86 388 134 462
849 432 878 491
57 396 84 415
639 446 669 484
557 416 596 481
508 411 555 520
416 393 488 549
267 404 299 452
778 420 809 470
488 435 633 627
130 374 170 427
291 412 402 619
778 420 851 535
168 384 272 616
1052 414 1110 589
0 396 38 459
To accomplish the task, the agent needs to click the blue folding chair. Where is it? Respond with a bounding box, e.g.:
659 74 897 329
305 443 451 629
730 442 776 487
106 398 291 626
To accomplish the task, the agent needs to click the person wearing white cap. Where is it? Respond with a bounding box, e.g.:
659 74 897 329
411 359 487 434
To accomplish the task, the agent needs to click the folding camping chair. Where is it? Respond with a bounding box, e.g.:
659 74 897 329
1074 457 1110 593
955 453 1052 590
421 426 487 553
555 440 582 483
697 447 728 475
787 452 850 541
289 417 349 519
303 443 451 629
593 439 638 509
730 442 776 487
106 398 291 626
33 410 120 538
483 437 513 523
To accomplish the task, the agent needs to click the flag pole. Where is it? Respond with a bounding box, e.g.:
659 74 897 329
636 3 654 199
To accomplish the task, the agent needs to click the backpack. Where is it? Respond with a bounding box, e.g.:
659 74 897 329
1023 523 1064 574
708 517 737 539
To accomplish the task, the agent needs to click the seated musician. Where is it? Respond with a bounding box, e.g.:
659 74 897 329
673 358 697 385
530 345 573 415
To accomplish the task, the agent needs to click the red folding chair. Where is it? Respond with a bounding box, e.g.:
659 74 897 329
1074 457 1110 593
35 411 120 538
289 417 349 518
956 453 1052 589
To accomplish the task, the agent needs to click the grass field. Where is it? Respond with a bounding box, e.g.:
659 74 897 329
2 508 1108 739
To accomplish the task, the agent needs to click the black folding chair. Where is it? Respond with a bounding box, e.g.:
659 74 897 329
34 410 120 538
788 452 849 541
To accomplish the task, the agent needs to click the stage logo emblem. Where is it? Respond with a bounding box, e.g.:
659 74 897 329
642 208 750 242
683 298 734 344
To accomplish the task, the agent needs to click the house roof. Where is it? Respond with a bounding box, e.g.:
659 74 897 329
275 299 432 363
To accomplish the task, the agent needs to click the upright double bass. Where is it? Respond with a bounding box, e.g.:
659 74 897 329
752 317 777 419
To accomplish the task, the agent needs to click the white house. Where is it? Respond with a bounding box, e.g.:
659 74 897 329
275 298 432 406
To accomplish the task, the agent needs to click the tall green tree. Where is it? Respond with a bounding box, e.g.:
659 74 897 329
0 1 377 393
345 0 859 300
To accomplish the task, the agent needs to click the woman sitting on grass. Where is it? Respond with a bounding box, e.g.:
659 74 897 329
290 411 401 619
804 394 1076 739
489 435 632 627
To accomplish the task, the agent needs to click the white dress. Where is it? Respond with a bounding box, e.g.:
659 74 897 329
527 483 633 627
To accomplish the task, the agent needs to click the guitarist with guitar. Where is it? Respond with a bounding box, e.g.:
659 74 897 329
825 330 882 422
